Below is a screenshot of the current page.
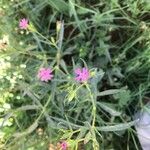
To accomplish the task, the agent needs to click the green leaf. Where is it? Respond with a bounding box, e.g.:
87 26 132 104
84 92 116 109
114 90 131 107
97 102 121 116
13 121 38 138
97 120 138 132
47 0 68 13
69 0 86 32
97 89 123 96
90 69 104 94
76 6 96 15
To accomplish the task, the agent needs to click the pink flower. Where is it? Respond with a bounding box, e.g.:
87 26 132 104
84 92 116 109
19 18 28 29
37 68 53 82
75 67 90 83
60 141 67 150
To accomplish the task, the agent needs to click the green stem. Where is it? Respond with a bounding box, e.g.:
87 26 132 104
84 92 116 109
35 30 58 49
85 83 96 127
36 95 52 122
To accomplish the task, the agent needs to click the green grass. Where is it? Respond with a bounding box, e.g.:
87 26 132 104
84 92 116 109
0 0 150 149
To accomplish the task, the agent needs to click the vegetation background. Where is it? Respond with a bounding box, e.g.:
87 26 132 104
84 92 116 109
0 0 150 149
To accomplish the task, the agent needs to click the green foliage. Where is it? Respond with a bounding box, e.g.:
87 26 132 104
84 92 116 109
0 0 150 149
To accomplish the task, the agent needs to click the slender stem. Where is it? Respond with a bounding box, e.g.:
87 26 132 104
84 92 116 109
85 83 96 127
35 30 58 49
56 20 64 67
36 95 52 121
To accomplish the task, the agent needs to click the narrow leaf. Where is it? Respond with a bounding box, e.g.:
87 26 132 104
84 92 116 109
98 102 121 116
13 121 38 138
97 120 139 132
97 89 122 96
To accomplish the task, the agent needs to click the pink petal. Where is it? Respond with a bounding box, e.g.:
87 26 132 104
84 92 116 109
75 68 81 74
37 67 53 82
61 141 67 150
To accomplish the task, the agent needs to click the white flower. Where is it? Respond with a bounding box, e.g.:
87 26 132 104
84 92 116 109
20 64 26 68
5 76 11 80
16 96 21 100
10 78 16 84
5 56 11 61
0 131 5 138
19 41 24 45
0 108 4 113
3 103 11 109
2 35 9 45
13 72 18 76
18 75 23 79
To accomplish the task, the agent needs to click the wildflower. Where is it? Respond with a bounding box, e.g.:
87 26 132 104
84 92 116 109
3 103 11 109
20 64 26 68
75 67 90 83
19 18 28 29
37 68 53 82
19 41 24 45
18 75 23 79
36 128 43 136
5 56 11 61
16 96 21 100
0 35 9 51
60 141 67 150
